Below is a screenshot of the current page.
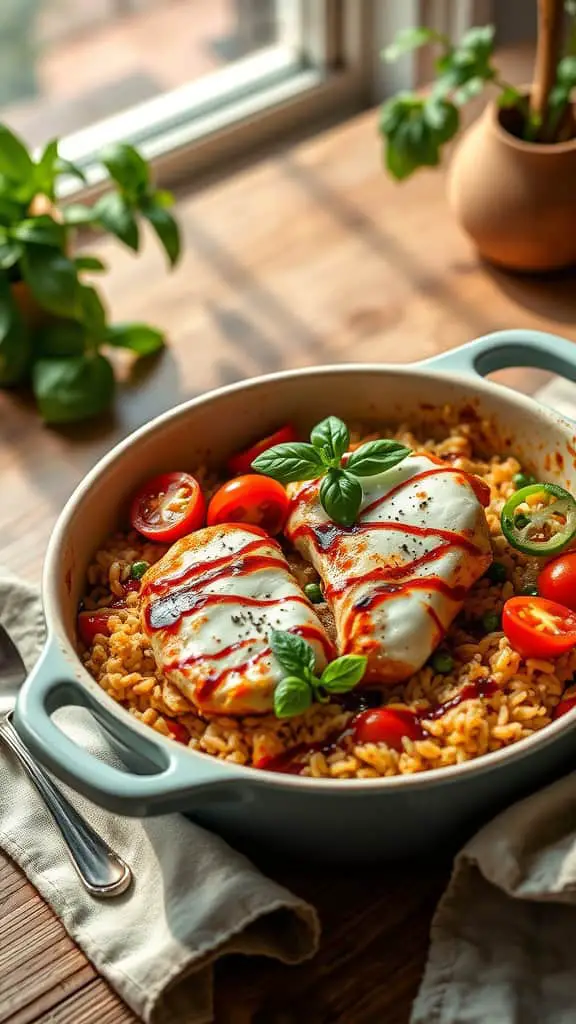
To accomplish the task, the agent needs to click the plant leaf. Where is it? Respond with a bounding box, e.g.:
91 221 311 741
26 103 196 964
21 247 80 317
78 284 107 338
319 469 362 527
0 125 34 184
152 189 175 208
141 201 181 267
383 27 446 62
270 629 316 678
75 255 106 273
105 322 164 355
34 139 59 199
62 204 97 226
0 241 23 269
310 416 349 462
320 655 367 693
423 98 459 142
0 197 26 227
55 157 88 184
99 143 149 197
33 320 87 357
498 85 522 108
12 215 65 248
252 442 324 482
0 276 31 385
346 439 411 477
32 352 115 423
94 192 140 251
273 676 312 719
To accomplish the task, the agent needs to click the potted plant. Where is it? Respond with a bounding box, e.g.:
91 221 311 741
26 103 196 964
0 124 181 423
379 0 576 271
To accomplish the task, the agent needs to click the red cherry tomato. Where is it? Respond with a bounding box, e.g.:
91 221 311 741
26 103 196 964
352 708 423 750
554 694 576 719
207 475 289 535
130 472 205 543
228 424 297 476
166 720 189 744
502 596 576 659
78 610 112 647
539 553 576 612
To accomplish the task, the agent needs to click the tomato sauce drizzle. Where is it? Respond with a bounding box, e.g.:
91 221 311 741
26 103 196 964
260 677 498 774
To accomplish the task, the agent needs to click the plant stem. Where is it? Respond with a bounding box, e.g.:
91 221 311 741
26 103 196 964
531 0 564 125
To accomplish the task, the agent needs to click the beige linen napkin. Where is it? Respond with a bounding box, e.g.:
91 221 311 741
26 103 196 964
0 573 319 1024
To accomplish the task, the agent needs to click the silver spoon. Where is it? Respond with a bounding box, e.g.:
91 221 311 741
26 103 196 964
0 623 132 897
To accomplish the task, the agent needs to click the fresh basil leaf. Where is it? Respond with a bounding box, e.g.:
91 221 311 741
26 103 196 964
21 246 80 317
252 442 324 483
62 204 97 226
78 284 107 338
270 629 316 678
12 216 65 248
34 139 59 199
346 440 411 477
141 201 181 267
310 416 349 462
32 353 115 423
34 320 87 358
0 277 30 385
152 189 175 208
320 655 367 693
105 322 164 355
319 469 362 527
383 26 446 62
273 676 312 719
100 143 149 197
0 125 34 184
75 255 106 273
0 198 26 228
55 157 88 184
0 241 22 269
94 192 139 252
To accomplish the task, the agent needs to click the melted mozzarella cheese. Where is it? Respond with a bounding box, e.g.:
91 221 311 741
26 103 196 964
286 453 492 683
140 524 331 715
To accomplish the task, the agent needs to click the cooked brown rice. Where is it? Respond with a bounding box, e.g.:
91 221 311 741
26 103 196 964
80 415 576 779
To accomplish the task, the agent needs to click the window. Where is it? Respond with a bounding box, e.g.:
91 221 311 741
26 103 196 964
0 1 481 190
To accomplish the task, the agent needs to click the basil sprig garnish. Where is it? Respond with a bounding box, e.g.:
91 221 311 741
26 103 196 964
252 415 411 527
270 630 367 719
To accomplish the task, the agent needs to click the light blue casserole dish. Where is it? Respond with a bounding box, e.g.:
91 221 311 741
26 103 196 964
13 330 576 861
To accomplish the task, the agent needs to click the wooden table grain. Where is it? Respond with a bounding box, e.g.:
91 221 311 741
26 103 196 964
2 104 576 1024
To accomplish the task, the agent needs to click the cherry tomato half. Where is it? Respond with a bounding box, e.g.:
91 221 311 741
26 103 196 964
352 708 423 750
502 595 576 659
554 694 576 719
539 553 576 612
130 471 205 543
78 610 112 647
227 424 297 476
166 720 189 744
207 475 289 535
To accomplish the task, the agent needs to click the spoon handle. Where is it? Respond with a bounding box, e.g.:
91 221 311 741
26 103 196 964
0 714 132 897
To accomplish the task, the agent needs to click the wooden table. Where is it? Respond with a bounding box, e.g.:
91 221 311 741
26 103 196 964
3 105 576 1024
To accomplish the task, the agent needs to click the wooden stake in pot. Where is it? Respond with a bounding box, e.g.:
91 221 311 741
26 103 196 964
531 0 564 132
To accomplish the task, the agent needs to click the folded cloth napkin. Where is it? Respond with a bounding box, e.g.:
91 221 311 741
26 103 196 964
0 573 319 1024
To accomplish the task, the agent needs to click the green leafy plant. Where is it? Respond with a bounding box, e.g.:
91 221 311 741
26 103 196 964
270 630 367 718
0 125 181 423
379 0 576 181
252 415 410 527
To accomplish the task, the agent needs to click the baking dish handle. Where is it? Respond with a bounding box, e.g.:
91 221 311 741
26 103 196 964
14 640 249 816
418 329 576 381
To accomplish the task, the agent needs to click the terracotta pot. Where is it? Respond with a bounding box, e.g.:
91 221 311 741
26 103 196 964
447 98 576 271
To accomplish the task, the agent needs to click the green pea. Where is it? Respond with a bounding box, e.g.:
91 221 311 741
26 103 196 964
513 472 537 490
485 561 507 583
130 560 150 580
520 584 539 597
514 513 530 530
431 650 454 674
482 611 500 633
304 582 324 604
